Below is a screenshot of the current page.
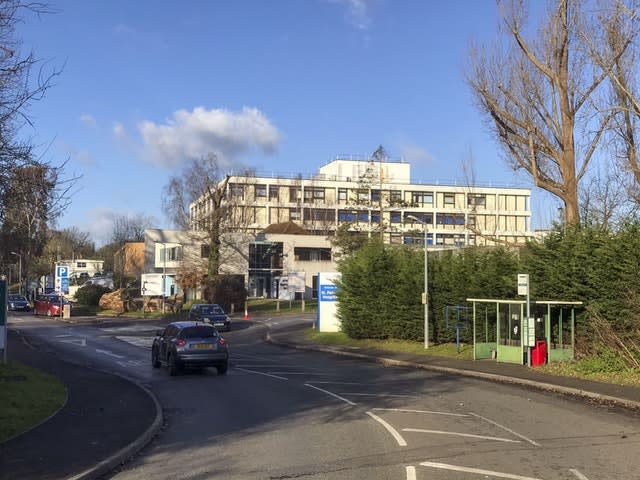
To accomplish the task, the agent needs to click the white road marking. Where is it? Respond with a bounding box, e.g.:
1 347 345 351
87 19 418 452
102 325 158 332
267 372 332 376
420 461 543 480
570 469 591 480
403 428 521 443
55 334 74 337
234 364 309 369
366 411 407 446
235 368 288 380
307 381 366 385
405 466 416 480
305 383 357 406
115 336 153 348
116 360 146 368
338 393 419 399
59 338 86 347
95 348 125 359
372 408 469 417
469 412 541 447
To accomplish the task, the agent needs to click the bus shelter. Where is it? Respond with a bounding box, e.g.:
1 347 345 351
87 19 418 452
467 298 582 366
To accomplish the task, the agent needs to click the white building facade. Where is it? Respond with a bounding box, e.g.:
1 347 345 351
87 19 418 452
191 156 533 248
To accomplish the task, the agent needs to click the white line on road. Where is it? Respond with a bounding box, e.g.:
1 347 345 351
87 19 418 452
469 412 541 447
235 368 288 380
570 469 591 480
306 381 366 385
405 466 416 480
403 428 521 443
420 461 543 480
267 372 332 376
304 383 357 406
95 349 125 359
366 411 407 446
58 338 86 347
372 408 469 417
338 392 419 398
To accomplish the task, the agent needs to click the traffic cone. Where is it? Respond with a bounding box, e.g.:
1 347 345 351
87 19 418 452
244 306 249 320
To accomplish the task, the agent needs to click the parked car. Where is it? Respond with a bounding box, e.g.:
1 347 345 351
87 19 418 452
8 294 30 311
188 303 231 331
34 295 72 317
151 321 229 376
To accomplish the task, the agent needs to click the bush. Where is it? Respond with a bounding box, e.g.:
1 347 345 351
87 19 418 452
75 284 112 306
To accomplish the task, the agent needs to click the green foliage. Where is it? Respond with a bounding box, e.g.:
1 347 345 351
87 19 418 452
337 239 422 340
574 348 629 374
74 284 112 306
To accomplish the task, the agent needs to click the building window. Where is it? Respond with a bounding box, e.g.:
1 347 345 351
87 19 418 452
201 244 210 258
289 187 301 202
289 208 301 220
303 187 325 202
338 188 347 201
255 185 267 197
405 212 433 225
269 185 279 199
390 190 402 203
338 210 356 222
371 189 380 202
436 213 465 226
390 211 401 223
304 208 335 222
230 184 244 199
443 193 455 207
77 262 86 268
411 191 433 206
161 246 182 261
468 193 486 208
294 247 331 261
467 215 476 228
371 211 380 224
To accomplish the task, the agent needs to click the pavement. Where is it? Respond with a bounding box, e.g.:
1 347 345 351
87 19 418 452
2 318 640 480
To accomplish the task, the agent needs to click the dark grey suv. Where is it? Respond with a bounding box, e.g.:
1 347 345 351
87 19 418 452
152 321 229 376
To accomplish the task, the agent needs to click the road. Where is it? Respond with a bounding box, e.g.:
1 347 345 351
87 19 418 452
8 312 640 480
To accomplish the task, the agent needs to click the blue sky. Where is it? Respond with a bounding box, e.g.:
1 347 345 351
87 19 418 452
18 0 558 245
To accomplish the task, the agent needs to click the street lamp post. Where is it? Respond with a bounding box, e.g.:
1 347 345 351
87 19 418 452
155 242 167 314
10 252 22 296
406 216 429 349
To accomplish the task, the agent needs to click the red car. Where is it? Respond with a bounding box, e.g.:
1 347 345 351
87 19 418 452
34 295 72 317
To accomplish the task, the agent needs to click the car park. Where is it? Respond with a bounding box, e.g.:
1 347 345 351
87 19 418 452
8 294 30 311
188 303 231 331
34 295 72 317
151 321 229 376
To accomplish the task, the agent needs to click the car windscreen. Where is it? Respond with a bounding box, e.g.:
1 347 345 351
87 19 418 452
8 295 26 301
200 305 224 315
181 326 218 339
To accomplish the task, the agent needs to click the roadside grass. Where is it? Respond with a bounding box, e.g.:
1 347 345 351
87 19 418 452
537 361 640 388
304 329 474 360
247 298 318 314
0 361 67 443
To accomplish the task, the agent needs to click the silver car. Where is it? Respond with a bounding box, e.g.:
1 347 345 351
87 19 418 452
152 321 229 376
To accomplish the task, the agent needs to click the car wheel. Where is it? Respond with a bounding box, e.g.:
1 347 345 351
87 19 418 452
152 348 161 368
217 362 228 375
168 353 181 376
46 309 52 317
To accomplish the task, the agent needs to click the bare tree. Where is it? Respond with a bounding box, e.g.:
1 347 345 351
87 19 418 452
163 153 231 279
110 212 155 244
593 0 640 204
467 0 621 224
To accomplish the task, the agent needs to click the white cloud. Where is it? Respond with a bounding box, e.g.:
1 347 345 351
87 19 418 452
399 144 434 165
58 141 96 166
328 0 373 30
137 106 281 168
82 207 115 247
79 114 97 128
112 121 138 151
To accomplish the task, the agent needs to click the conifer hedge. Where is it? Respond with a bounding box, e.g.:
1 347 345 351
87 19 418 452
335 221 640 362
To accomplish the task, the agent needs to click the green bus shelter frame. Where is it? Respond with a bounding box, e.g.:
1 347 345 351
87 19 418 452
467 298 583 365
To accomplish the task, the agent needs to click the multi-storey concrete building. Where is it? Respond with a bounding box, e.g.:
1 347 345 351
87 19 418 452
191 156 533 248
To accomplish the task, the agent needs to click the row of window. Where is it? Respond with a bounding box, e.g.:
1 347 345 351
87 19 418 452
227 184 525 210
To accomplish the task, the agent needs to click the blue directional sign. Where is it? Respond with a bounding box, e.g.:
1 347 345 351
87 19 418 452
320 284 337 302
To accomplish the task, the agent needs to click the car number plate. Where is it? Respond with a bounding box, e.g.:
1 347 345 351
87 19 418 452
193 343 214 350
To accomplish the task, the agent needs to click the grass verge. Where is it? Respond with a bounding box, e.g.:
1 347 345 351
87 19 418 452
304 329 640 386
304 329 474 360
0 361 67 443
